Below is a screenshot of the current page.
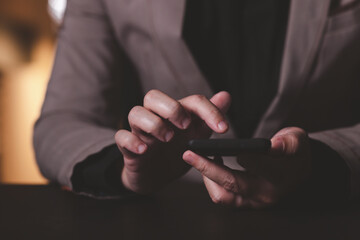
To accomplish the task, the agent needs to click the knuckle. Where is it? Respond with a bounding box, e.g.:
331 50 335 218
209 108 221 120
115 130 126 140
118 134 131 148
222 174 238 192
122 134 133 147
196 161 208 174
192 94 207 102
115 130 124 140
147 117 163 134
115 131 124 144
167 101 182 118
128 106 142 121
144 89 159 105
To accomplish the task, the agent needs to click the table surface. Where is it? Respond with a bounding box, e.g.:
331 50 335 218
1 180 360 240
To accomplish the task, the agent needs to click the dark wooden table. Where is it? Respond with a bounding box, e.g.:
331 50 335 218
0 180 359 240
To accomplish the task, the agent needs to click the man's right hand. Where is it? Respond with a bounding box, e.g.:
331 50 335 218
115 90 231 194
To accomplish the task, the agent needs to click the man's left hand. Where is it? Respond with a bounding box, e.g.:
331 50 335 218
183 127 312 208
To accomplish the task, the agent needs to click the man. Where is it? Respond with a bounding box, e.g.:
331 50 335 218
34 0 360 207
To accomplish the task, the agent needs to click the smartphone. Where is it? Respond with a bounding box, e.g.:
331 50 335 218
187 138 271 156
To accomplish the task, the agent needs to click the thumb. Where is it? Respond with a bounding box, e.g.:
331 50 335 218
270 127 308 155
210 91 232 114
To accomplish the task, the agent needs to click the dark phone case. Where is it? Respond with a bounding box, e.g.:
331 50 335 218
187 138 271 156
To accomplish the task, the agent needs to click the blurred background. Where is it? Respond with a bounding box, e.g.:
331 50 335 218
0 0 66 184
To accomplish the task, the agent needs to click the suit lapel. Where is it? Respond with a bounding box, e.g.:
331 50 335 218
254 0 331 138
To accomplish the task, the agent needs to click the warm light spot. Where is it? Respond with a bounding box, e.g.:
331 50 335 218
0 39 54 184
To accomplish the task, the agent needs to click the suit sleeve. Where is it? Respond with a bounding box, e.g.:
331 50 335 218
309 123 360 200
33 0 126 191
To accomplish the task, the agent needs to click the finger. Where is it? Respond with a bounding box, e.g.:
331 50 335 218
179 93 230 133
237 128 308 172
209 91 231 114
270 127 308 156
143 90 191 129
115 130 148 158
183 150 247 194
203 176 244 207
128 106 174 142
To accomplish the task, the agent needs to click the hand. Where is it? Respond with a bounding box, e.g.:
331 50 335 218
183 127 312 208
115 90 231 194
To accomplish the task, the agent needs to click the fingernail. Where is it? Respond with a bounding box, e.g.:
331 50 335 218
165 131 174 142
183 152 194 164
272 138 284 154
181 117 191 129
217 121 228 131
137 144 147 154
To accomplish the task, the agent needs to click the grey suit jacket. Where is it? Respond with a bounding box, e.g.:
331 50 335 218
34 0 360 199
